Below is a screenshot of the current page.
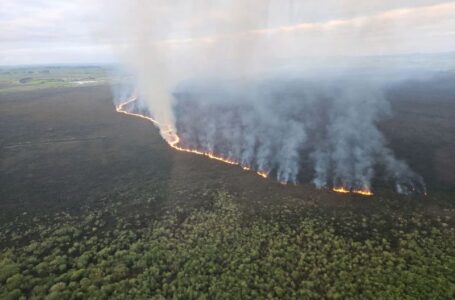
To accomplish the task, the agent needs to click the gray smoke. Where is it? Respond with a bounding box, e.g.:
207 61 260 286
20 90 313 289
103 1 448 194
171 75 426 193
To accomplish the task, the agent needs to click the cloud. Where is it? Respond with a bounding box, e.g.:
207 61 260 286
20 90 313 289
0 0 112 65
0 0 454 65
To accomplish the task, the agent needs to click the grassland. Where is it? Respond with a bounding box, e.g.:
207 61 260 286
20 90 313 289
0 68 454 299
0 66 111 93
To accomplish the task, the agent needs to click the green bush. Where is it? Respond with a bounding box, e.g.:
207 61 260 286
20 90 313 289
0 192 453 299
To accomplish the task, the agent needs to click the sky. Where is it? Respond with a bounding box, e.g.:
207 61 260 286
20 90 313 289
1 0 454 65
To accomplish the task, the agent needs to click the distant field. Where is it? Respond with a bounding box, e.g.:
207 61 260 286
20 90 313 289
0 66 114 93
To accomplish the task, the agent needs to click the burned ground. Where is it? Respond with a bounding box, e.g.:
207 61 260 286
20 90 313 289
0 81 454 221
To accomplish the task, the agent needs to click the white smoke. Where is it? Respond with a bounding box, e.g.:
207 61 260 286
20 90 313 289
171 76 426 193
103 1 449 193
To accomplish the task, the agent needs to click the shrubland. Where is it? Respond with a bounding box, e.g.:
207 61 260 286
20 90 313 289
0 192 454 299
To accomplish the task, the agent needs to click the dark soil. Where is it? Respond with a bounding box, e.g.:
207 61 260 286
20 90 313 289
0 83 453 224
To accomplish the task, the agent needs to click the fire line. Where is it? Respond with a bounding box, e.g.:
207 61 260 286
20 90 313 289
116 96 373 196
332 187 373 196
116 96 268 176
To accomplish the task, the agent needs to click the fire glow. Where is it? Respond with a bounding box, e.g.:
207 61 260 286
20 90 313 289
332 187 373 196
352 189 374 196
117 96 375 196
332 187 350 194
116 96 269 178
256 171 269 179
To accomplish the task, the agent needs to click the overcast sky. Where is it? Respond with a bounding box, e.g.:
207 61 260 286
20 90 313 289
1 0 454 65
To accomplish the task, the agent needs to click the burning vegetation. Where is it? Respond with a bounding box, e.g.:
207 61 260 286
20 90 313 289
116 96 271 179
115 77 426 196
107 1 431 197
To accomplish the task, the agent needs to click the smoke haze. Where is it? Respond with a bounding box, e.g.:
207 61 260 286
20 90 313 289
105 1 453 193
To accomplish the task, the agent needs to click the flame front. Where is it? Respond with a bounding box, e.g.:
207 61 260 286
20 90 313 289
332 186 373 196
332 187 350 194
116 97 266 178
116 96 160 126
352 189 373 196
116 97 373 196
256 171 269 179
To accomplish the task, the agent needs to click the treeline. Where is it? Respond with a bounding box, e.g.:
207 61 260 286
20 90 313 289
0 193 454 299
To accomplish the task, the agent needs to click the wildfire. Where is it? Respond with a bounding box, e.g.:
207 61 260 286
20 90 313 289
332 186 373 196
332 187 350 194
352 189 373 196
116 97 267 179
172 144 239 165
115 96 160 126
116 97 373 196
256 171 269 179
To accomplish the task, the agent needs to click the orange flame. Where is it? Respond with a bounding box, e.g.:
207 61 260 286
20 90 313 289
256 171 269 178
116 97 268 180
332 186 373 196
116 96 160 126
332 187 350 194
352 189 373 196
117 97 374 196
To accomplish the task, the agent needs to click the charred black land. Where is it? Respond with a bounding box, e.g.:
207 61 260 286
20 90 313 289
1 77 454 217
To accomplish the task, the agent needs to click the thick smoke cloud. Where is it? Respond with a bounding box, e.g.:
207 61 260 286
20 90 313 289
105 1 443 193
172 76 425 193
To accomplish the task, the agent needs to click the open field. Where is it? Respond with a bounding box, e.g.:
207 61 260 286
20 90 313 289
0 66 112 93
0 73 454 298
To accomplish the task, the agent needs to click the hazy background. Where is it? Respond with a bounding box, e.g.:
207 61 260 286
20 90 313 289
1 1 454 193
1 0 455 65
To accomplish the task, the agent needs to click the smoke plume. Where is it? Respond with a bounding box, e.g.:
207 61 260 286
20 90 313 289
105 1 442 194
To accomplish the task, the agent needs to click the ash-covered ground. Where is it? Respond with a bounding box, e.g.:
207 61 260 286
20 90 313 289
1 73 454 219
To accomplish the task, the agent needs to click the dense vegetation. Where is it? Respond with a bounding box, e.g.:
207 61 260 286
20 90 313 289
1 192 453 299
